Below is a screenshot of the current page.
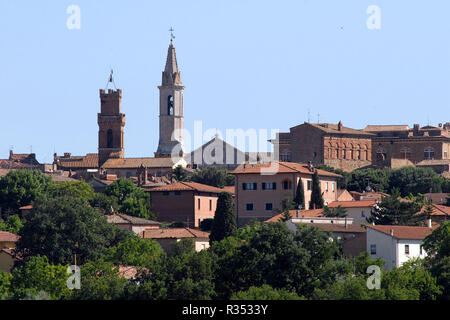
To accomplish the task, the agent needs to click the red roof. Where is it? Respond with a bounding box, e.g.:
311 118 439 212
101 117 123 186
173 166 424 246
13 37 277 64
148 181 225 194
141 228 210 239
418 204 450 216
232 161 341 178
0 231 20 242
328 200 376 208
265 209 324 222
366 225 433 240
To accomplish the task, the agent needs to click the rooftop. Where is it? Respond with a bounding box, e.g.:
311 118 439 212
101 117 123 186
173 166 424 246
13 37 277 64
0 231 20 242
232 161 342 177
141 228 210 239
101 157 177 169
328 200 376 208
366 225 434 240
148 181 227 194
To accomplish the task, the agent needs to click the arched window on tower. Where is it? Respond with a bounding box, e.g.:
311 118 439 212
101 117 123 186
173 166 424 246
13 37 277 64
107 129 113 148
168 95 174 115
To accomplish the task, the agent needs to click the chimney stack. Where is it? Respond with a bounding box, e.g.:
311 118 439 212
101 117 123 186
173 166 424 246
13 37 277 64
427 218 432 228
338 121 343 131
390 229 394 236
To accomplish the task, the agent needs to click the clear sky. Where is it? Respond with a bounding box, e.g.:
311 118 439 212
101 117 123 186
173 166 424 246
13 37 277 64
1 0 449 163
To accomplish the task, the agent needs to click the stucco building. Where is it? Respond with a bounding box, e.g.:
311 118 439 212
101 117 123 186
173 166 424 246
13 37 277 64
147 181 227 227
232 161 341 225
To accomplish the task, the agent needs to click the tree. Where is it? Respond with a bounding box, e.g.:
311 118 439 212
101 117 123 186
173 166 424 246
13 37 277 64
323 205 347 218
279 209 292 222
367 192 426 226
189 167 234 188
389 167 444 196
10 255 70 300
211 222 343 299
423 221 450 299
105 179 154 219
230 284 303 300
45 180 95 203
446 196 450 207
209 192 236 243
106 237 164 268
0 271 12 300
69 260 128 300
346 168 390 193
199 218 214 232
293 179 305 209
0 215 23 234
0 170 52 215
15 196 133 265
309 170 324 209
172 165 189 182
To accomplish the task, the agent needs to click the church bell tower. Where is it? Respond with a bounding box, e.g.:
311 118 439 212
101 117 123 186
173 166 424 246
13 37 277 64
155 32 185 158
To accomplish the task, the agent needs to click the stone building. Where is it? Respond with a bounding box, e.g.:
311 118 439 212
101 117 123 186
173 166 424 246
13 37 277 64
271 121 374 172
363 123 450 169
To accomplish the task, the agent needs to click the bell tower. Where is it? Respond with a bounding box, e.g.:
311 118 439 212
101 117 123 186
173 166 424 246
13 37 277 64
98 73 125 166
155 33 185 158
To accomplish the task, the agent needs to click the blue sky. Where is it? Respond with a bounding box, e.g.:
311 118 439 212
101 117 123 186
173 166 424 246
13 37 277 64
1 0 449 163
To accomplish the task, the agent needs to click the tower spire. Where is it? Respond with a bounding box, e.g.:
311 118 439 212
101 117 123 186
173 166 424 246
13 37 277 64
162 29 182 86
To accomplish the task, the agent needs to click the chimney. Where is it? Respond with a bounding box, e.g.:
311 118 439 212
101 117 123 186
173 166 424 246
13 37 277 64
307 161 314 172
9 150 13 159
390 229 394 236
337 121 343 131
438 123 442 128
427 218 432 228
413 124 420 133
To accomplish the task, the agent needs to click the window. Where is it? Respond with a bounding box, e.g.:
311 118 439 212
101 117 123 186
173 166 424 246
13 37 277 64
342 150 346 160
198 198 201 210
283 180 292 190
420 246 423 255
357 150 361 160
325 182 329 192
405 245 409 255
107 129 113 148
265 203 273 211
332 182 335 192
163 191 170 196
307 180 312 191
370 244 376 255
361 210 365 217
424 147 435 160
262 182 276 190
209 199 212 211
246 203 254 211
336 149 340 159
175 191 181 196
168 95 174 115
242 183 257 190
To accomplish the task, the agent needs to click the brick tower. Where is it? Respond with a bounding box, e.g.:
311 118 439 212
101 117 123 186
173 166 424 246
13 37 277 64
98 88 125 166
155 37 185 158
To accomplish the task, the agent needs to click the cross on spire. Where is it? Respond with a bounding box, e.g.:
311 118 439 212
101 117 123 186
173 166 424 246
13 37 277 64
169 27 175 43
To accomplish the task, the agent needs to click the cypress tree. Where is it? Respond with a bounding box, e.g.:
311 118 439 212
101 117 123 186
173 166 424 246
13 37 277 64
310 170 324 209
210 192 236 243
294 179 305 209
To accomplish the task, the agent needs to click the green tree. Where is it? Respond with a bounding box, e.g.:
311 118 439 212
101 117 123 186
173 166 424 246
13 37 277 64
309 170 324 209
230 284 303 300
346 168 390 193
0 271 12 300
0 215 23 234
10 255 70 300
105 178 154 219
172 165 189 182
106 237 164 268
423 221 450 299
293 179 305 209
446 196 450 206
367 192 426 226
279 209 292 222
323 205 347 218
389 167 444 196
210 192 236 243
0 170 52 215
69 260 128 300
15 196 133 265
189 166 234 188
45 180 95 203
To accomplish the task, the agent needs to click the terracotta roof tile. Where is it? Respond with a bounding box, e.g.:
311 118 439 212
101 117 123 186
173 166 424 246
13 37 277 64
265 209 324 222
148 181 225 193
366 225 433 240
106 213 161 225
0 231 20 242
305 123 375 136
418 204 450 216
101 157 178 169
141 228 210 239
297 222 365 233
56 153 99 169
232 161 342 178
328 200 376 208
